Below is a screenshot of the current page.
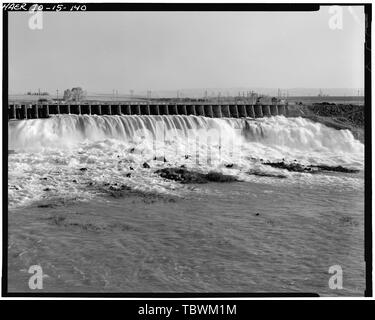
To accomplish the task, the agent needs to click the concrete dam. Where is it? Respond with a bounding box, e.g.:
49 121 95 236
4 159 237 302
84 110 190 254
8 102 288 120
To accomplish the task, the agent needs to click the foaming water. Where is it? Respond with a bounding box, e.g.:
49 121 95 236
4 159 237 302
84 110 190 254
9 114 363 163
7 115 365 295
8 115 364 207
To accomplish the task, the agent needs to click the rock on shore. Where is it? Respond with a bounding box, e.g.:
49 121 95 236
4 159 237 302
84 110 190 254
262 161 359 174
155 167 238 184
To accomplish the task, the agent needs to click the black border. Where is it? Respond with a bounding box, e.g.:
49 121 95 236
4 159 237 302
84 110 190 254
364 3 372 298
2 2 372 298
2 2 9 299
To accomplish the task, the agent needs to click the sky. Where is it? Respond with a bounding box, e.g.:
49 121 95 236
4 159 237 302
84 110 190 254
8 6 365 94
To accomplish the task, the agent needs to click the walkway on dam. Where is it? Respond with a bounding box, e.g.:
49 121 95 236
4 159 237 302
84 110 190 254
8 103 288 120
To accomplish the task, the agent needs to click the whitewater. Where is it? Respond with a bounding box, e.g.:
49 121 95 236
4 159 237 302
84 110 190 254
8 114 364 207
7 115 365 295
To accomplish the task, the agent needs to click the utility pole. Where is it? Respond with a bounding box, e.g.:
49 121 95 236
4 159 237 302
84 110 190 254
56 89 59 100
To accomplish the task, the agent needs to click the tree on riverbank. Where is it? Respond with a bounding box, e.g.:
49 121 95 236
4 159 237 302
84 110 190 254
63 87 86 102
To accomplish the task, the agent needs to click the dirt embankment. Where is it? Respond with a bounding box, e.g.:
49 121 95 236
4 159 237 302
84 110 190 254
287 103 365 143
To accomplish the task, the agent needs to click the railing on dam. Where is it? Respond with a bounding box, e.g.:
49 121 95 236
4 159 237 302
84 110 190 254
7 102 288 120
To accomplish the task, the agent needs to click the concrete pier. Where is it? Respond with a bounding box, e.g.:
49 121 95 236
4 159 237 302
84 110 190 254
14 106 19 119
60 104 70 114
26 106 32 119
8 102 288 120
149 104 159 115
38 105 45 118
9 104 16 119
212 105 222 118
131 104 141 115
246 105 255 118
186 105 196 116
195 105 205 117
20 105 27 119
277 105 285 116
41 105 49 118
121 104 131 115
177 104 187 115
221 105 230 117
270 105 278 116
81 104 91 115
254 104 263 118
49 104 60 115
101 104 111 115
31 105 39 118
159 104 169 115
111 105 121 115
204 105 213 118
168 104 178 115
91 105 101 115
70 105 81 115
140 104 150 115
229 105 239 118
262 105 271 117
237 104 247 118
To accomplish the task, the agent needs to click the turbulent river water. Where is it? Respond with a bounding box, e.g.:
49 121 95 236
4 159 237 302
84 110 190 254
8 115 365 295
